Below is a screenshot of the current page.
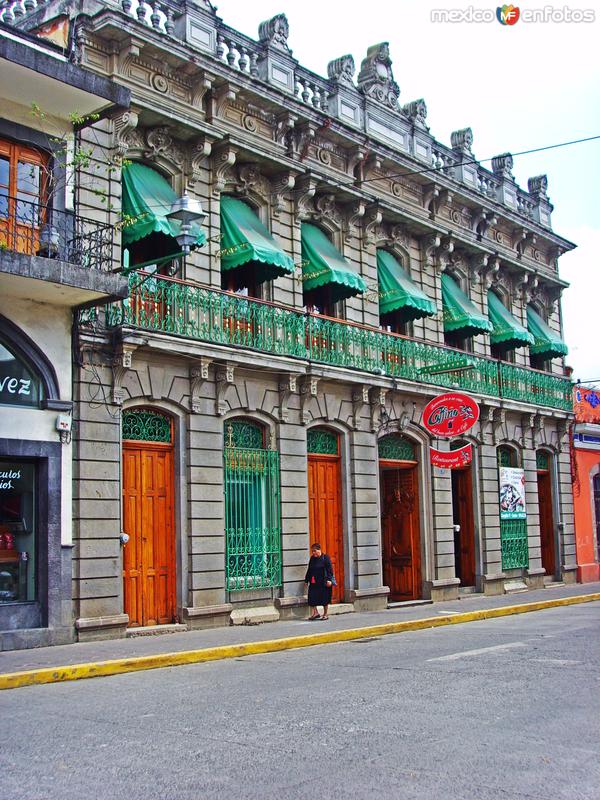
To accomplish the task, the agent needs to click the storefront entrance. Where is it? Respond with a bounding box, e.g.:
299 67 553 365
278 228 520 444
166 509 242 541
122 411 176 627
537 453 556 578
451 464 476 587
307 428 344 604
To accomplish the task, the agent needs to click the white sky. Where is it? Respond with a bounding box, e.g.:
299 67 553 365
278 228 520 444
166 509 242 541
213 0 600 384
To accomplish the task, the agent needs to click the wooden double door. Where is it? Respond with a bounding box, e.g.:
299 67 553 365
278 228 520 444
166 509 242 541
380 465 421 601
537 468 556 578
122 441 176 627
451 465 476 587
307 454 345 604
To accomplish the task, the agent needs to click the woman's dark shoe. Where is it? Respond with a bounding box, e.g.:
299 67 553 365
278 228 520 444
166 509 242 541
308 614 321 620
320 615 329 620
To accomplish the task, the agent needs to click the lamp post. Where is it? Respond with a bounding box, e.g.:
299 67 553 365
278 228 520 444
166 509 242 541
166 193 207 276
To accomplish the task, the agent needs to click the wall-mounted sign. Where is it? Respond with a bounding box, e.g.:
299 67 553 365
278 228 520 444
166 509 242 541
499 466 527 519
430 444 473 469
422 392 479 438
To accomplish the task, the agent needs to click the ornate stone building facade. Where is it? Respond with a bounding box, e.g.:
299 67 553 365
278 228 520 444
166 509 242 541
1 0 577 645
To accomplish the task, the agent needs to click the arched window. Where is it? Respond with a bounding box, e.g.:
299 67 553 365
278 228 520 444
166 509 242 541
378 434 416 462
0 335 44 409
307 427 339 456
122 409 172 443
497 445 528 570
223 418 282 590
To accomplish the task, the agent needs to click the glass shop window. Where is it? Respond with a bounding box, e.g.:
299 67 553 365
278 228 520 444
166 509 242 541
0 460 36 603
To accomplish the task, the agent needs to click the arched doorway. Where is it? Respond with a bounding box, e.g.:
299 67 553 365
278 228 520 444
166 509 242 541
307 427 345 604
451 441 476 588
536 451 556 578
378 434 422 601
122 409 176 627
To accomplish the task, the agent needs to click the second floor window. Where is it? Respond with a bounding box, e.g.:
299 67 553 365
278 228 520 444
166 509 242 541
0 138 48 255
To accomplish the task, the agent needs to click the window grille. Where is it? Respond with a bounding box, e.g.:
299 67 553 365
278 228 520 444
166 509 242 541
378 434 415 461
224 420 282 590
122 409 172 442
307 428 339 455
536 451 549 471
500 518 529 569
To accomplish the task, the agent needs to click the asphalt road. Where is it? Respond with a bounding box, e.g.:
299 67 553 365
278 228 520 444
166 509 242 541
2 602 599 800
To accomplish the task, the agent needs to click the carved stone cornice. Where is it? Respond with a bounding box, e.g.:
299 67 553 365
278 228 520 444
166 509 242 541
207 81 238 122
189 358 212 414
215 363 235 416
210 142 237 196
185 135 213 188
473 207 498 240
278 374 298 423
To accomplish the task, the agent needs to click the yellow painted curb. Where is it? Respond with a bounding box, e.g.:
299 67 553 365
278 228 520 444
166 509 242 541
1 592 599 691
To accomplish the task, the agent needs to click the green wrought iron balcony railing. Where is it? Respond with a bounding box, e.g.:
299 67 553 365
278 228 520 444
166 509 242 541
103 272 573 412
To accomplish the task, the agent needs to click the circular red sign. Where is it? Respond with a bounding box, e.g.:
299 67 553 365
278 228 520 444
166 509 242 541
422 392 479 438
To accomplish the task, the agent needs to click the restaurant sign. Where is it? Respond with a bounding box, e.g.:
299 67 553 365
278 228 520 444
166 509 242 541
422 392 479 438
430 443 473 469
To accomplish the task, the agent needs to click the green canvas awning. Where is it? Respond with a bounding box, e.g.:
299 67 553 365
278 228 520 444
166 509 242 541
301 223 367 302
121 162 206 248
441 273 493 336
488 291 534 349
220 196 294 282
378 250 437 320
527 306 568 358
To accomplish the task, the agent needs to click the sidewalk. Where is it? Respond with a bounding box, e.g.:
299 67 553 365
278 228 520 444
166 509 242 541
1 582 599 690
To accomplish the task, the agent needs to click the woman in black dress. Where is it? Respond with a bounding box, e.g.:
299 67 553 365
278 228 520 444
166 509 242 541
304 542 334 620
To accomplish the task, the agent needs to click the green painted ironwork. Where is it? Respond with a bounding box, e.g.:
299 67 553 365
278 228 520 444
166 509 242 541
307 428 338 455
536 451 550 471
497 447 516 468
122 409 171 442
224 441 282 591
105 272 572 412
226 419 264 449
378 435 416 461
500 518 529 569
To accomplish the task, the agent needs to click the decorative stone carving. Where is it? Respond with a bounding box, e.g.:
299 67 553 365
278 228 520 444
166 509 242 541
327 54 356 86
473 208 498 239
450 127 474 155
190 359 212 414
278 374 298 423
236 163 266 197
369 386 388 432
533 413 546 449
215 363 235 416
528 174 548 198
422 233 442 268
314 193 339 225
210 142 237 196
191 72 215 110
435 235 455 274
258 13 291 52
185 135 213 188
111 344 137 406
271 170 296 217
513 227 536 258
389 223 410 249
300 376 319 425
362 202 383 246
275 112 297 147
144 126 184 167
492 407 506 445
491 152 514 180
113 109 140 158
208 82 238 120
357 42 400 110
424 184 453 219
294 174 319 224
352 385 370 431
293 122 317 161
402 98 428 129
344 199 366 243
556 418 568 453
520 412 536 448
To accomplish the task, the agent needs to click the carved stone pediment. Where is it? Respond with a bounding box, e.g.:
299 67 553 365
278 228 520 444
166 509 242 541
357 42 400 110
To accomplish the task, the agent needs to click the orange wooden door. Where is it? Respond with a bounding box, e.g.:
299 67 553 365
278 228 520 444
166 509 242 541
308 455 344 603
0 139 47 254
122 441 176 627
381 467 421 601
451 465 476 587
537 470 556 577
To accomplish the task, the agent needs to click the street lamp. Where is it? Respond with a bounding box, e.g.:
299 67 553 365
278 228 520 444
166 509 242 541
166 193 207 254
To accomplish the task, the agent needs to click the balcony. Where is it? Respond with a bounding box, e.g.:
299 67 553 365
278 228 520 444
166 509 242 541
0 195 128 307
104 272 572 412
